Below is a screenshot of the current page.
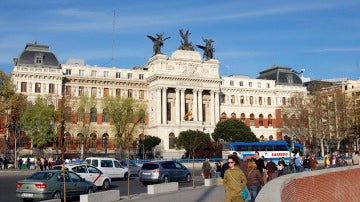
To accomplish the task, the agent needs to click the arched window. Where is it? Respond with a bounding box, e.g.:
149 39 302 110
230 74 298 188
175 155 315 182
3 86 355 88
269 135 274 141
259 114 264 126
231 113 236 119
241 113 246 123
250 113 255 126
102 108 109 123
77 133 84 149
90 133 97 148
169 133 175 149
221 112 227 118
90 107 97 122
268 114 273 126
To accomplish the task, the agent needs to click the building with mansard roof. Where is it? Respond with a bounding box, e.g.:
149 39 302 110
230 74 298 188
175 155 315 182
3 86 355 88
7 42 309 159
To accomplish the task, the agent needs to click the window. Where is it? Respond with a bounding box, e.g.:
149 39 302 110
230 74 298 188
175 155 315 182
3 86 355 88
267 97 272 105
103 88 109 96
230 80 234 86
239 81 243 86
115 89 121 97
231 95 235 104
35 56 43 64
91 70 97 77
266 83 270 88
169 133 175 149
139 90 144 99
127 89 133 98
250 96 254 105
91 87 97 96
79 70 84 77
78 86 84 96
258 82 261 88
240 96 244 104
282 97 287 105
101 160 113 168
90 108 97 122
248 82 253 87
65 86 71 96
35 83 41 93
268 114 273 126
220 94 225 103
49 83 55 94
116 72 121 78
250 113 255 126
259 97 262 105
21 82 27 92
259 114 264 126
104 71 109 78
139 74 144 80
102 108 109 123
241 113 246 123
65 69 72 75
127 73 132 79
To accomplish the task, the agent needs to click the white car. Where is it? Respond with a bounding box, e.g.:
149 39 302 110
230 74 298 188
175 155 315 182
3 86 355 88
52 164 111 190
84 157 128 179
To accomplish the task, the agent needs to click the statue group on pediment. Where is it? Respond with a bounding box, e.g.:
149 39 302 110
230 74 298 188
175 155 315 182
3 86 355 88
147 29 215 60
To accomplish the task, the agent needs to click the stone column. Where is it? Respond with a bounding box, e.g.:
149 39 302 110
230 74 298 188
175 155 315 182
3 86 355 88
156 87 162 124
162 87 167 124
210 90 215 125
214 90 220 124
175 88 180 125
193 89 198 121
180 88 185 123
198 90 203 122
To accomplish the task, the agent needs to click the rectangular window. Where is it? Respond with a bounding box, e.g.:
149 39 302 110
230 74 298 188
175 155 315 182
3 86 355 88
220 94 225 103
231 95 235 104
248 82 253 87
139 90 144 99
282 97 287 105
65 86 71 96
116 72 121 78
127 89 133 97
79 70 84 77
127 73 132 79
91 87 97 96
21 82 27 92
115 89 121 97
250 96 254 105
91 70 97 77
239 81 243 86
103 88 109 96
266 83 270 88
104 71 109 78
35 56 43 64
267 97 271 105
78 86 84 96
49 83 55 94
258 82 261 88
240 96 244 104
230 80 234 86
139 74 144 80
259 97 262 105
35 83 41 93
65 69 72 75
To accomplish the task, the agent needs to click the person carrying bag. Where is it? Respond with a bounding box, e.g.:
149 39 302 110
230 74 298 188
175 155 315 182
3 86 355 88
223 155 247 202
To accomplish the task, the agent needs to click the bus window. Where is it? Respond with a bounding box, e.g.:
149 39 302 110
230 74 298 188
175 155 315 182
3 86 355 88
258 145 265 151
250 145 258 151
234 145 248 151
265 145 275 151
223 144 231 151
275 145 287 151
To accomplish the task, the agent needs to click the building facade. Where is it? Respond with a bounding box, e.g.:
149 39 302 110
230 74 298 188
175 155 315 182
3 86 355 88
2 43 310 158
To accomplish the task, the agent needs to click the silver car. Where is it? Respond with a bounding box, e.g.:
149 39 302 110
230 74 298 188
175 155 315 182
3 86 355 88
119 160 141 177
139 160 191 185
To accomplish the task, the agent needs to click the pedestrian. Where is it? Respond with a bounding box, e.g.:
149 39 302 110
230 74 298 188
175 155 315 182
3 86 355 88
337 156 347 167
265 159 277 181
246 159 263 202
202 157 212 179
26 157 30 169
3 158 9 169
294 153 303 173
18 157 23 169
324 153 331 168
303 154 311 172
352 151 360 165
223 155 247 202
309 154 319 170
277 157 287 176
215 161 222 178
254 151 266 176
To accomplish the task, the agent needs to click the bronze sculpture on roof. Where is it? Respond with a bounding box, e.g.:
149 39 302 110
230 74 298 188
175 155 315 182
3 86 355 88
196 38 215 60
178 29 194 51
147 33 171 55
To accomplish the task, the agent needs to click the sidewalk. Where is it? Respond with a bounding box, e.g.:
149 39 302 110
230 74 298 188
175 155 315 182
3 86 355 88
120 184 225 202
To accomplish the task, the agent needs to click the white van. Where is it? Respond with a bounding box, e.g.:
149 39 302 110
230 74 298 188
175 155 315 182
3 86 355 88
84 157 128 179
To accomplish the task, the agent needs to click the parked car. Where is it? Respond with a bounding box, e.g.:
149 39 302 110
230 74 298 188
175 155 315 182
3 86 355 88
139 160 191 185
16 170 96 202
119 160 141 177
52 164 111 190
84 157 128 179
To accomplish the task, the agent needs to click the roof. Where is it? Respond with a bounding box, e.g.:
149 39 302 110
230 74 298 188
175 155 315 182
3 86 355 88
257 65 303 85
14 43 61 69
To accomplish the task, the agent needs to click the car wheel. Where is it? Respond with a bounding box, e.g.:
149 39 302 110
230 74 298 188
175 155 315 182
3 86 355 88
185 174 191 182
102 179 110 190
163 176 169 183
53 191 61 199
88 187 95 194
123 172 128 181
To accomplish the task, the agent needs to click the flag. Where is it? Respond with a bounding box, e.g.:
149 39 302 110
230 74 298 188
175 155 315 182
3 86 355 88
184 109 192 120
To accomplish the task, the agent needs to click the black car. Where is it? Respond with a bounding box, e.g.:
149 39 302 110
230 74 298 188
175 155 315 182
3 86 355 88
139 160 191 185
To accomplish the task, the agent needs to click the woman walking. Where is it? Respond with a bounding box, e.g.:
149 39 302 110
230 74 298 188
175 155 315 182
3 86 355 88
223 155 247 202
246 159 263 202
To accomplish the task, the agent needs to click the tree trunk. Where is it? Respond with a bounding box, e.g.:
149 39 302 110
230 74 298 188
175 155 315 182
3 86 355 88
320 138 325 157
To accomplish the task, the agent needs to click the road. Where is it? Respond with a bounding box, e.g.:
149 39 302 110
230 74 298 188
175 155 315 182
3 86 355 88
0 168 204 202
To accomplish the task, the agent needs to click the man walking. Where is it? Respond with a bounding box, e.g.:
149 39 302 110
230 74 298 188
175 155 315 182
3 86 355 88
202 157 212 179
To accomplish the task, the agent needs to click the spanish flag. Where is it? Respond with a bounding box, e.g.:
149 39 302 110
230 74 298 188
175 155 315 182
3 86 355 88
184 109 192 120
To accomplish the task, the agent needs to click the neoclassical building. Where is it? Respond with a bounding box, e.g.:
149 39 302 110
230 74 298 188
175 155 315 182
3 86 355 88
5 42 308 158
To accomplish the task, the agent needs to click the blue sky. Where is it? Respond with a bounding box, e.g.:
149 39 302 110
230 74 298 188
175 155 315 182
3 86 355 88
1 0 359 80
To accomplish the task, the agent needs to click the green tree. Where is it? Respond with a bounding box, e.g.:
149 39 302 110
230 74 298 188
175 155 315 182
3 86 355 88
0 70 16 117
138 135 161 158
212 119 258 142
175 130 210 188
21 96 57 150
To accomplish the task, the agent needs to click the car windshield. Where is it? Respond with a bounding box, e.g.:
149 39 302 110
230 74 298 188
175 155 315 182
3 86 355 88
28 172 56 180
142 163 159 170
